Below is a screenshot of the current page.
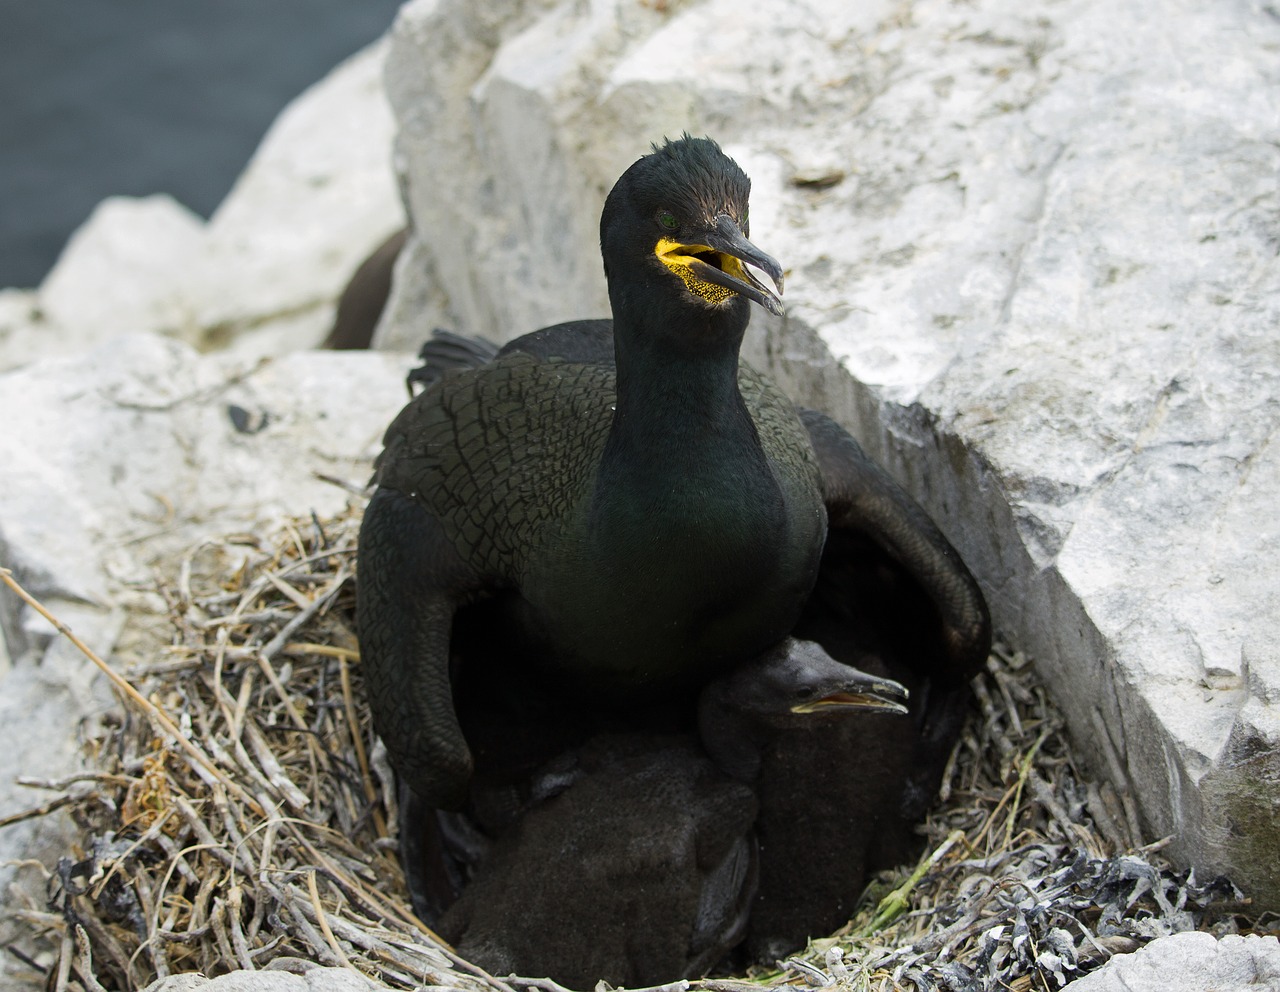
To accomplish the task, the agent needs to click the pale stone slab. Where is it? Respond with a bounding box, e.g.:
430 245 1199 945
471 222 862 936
1064 933 1280 992
0 336 401 595
0 288 41 373
29 194 205 355
380 0 1280 907
142 968 385 992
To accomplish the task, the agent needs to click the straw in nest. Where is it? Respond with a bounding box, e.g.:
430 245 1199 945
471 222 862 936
1 508 1266 992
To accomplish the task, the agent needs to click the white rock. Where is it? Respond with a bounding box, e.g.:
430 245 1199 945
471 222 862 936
1064 933 1280 992
141 966 385 992
0 333 409 605
0 334 413 989
195 38 404 351
0 288 42 373
380 0 1280 907
35 195 205 351
0 600 122 942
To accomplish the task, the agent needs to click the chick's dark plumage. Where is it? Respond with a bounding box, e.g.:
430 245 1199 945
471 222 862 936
434 734 758 989
434 637 908 987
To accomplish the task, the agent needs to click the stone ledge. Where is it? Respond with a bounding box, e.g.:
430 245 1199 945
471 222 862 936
0 336 413 988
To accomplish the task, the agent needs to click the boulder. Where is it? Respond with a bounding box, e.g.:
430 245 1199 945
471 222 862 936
0 288 42 375
34 195 205 351
378 0 1280 907
0 39 404 373
1063 932 1280 992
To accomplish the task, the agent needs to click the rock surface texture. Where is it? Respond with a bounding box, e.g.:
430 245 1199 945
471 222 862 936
1062 932 1280 992
378 0 1280 908
142 969 384 992
0 337 412 981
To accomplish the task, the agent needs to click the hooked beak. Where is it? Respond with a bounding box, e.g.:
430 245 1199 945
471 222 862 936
656 214 785 316
791 670 910 716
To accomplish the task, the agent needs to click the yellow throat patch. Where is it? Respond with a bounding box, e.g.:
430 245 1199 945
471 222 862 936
655 237 748 306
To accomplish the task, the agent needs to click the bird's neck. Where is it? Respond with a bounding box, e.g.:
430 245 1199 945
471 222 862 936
604 300 761 482
574 304 791 682
536 291 817 690
585 296 788 610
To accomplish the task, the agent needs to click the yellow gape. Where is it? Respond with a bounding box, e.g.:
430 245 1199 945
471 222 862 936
655 237 750 306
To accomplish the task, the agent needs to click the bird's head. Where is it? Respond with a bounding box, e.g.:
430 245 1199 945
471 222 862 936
601 135 784 323
699 637 909 781
723 637 910 722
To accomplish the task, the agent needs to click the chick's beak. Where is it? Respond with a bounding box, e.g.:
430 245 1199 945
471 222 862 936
791 671 910 716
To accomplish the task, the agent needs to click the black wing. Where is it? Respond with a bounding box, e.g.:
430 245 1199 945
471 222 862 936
798 407 990 683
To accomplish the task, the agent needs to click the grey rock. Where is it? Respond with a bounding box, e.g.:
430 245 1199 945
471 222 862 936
0 334 408 606
380 0 1280 907
1065 933 1280 992
0 288 41 372
31 195 206 357
0 335 412 988
141 966 385 992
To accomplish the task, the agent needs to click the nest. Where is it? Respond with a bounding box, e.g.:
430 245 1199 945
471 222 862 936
1 507 1266 992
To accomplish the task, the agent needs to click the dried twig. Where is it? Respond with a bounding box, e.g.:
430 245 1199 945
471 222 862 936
0 567 264 819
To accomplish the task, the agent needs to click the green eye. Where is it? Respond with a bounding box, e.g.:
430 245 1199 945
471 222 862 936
658 210 679 231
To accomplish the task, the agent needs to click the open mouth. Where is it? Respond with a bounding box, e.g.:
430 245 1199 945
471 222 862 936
654 219 784 316
655 241 734 274
790 683 910 716
655 240 742 307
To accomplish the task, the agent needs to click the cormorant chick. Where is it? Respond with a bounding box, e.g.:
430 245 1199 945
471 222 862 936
435 735 756 988
702 631 925 960
433 638 907 987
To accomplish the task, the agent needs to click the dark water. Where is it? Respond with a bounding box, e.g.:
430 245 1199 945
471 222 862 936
0 0 403 289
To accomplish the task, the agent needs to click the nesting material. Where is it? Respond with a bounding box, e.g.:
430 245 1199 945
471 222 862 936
768 655 1258 992
3 510 1266 991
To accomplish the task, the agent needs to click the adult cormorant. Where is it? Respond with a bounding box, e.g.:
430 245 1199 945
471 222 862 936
357 135 990 929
